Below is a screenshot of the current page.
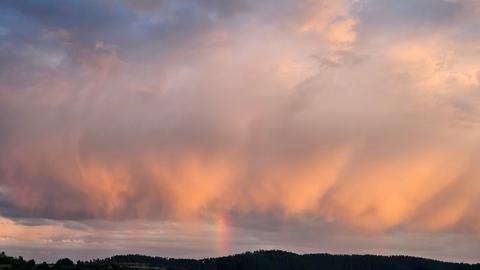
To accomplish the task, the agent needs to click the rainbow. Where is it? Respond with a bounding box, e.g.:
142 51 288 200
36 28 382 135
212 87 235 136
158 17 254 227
214 215 231 256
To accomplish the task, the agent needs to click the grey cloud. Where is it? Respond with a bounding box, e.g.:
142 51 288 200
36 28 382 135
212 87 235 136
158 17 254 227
354 0 467 42
357 0 465 27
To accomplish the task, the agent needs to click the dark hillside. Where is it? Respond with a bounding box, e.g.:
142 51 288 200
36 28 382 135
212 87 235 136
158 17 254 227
2 250 479 270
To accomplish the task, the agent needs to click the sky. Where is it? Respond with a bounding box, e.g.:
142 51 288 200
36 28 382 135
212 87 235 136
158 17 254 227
1 0 480 264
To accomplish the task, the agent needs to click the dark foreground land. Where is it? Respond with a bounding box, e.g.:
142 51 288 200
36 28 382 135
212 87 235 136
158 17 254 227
1 250 479 270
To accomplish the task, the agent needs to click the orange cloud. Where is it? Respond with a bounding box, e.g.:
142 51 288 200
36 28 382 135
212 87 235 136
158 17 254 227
1 0 480 262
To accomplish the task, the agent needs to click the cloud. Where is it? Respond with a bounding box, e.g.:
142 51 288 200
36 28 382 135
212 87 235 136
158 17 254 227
1 0 480 262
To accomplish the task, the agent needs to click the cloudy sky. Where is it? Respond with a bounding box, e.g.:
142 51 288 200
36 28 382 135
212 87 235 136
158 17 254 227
1 0 480 263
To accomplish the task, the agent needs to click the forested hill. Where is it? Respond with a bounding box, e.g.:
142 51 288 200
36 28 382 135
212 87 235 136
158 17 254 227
1 250 480 270
104 251 480 270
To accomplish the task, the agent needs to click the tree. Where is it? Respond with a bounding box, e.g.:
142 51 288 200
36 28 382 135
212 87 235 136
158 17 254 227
25 259 36 270
36 262 49 270
75 260 86 270
11 256 26 269
55 258 74 270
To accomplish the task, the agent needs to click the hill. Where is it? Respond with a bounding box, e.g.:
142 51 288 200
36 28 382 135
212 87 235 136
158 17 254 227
1 250 479 270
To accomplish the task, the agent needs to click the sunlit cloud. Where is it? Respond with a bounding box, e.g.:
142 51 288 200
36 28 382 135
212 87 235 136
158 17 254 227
1 0 480 263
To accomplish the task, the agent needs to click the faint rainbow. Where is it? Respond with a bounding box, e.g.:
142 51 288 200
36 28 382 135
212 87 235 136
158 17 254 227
215 215 231 256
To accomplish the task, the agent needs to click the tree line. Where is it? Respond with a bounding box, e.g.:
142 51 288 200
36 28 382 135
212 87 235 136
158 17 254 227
1 250 479 270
